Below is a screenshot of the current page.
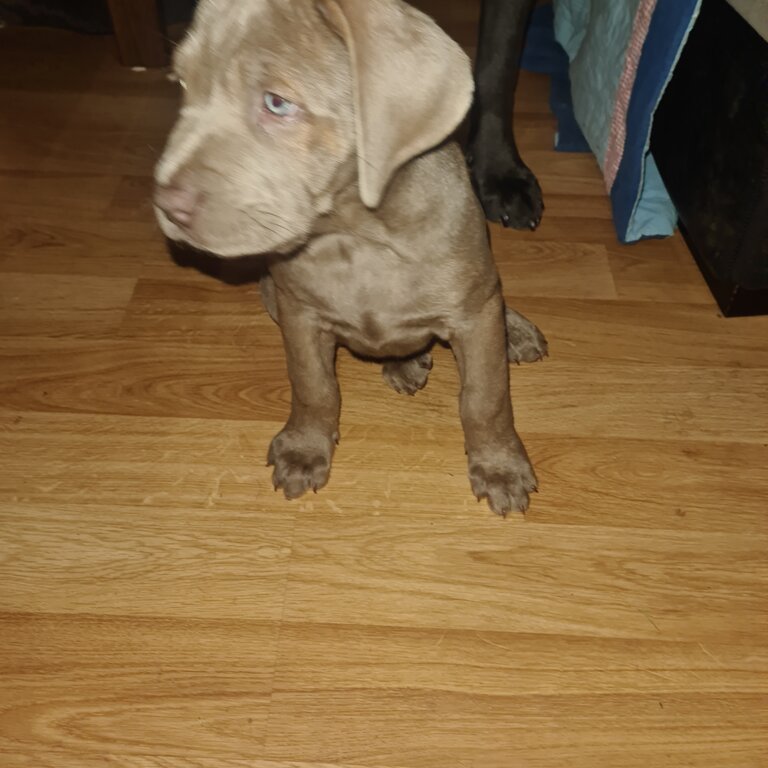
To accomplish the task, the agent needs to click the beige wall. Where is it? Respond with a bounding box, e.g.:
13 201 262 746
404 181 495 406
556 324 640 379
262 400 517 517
727 0 768 41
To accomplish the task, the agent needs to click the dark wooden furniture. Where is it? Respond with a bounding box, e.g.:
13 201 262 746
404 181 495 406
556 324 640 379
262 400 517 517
107 0 168 67
652 0 768 316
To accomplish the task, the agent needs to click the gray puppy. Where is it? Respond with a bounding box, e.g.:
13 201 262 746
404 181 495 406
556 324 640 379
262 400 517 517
154 0 547 514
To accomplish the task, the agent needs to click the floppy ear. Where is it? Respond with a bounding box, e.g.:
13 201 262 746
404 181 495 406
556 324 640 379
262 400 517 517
318 0 474 209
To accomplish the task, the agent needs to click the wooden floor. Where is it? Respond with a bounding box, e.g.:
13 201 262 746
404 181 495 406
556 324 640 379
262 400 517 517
1 8 768 767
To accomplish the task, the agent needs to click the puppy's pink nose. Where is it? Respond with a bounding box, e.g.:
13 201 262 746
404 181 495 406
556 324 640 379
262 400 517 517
155 184 200 229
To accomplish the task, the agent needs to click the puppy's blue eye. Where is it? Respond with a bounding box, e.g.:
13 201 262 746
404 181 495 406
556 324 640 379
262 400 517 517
264 92 298 117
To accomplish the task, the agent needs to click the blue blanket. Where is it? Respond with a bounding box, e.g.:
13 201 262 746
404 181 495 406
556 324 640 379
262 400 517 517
522 1 702 243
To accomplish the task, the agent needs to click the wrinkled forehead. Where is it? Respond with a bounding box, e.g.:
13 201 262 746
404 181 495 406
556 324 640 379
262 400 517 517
171 0 349 115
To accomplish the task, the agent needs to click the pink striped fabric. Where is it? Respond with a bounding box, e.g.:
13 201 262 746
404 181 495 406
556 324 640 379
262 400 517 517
604 0 658 190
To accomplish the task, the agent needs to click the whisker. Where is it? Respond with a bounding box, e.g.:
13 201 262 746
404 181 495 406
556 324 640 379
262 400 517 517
235 207 294 235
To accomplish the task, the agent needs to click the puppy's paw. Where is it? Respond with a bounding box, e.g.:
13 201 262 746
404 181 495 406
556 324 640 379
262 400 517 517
470 156 543 230
505 308 548 364
468 450 538 516
382 352 433 395
267 428 336 499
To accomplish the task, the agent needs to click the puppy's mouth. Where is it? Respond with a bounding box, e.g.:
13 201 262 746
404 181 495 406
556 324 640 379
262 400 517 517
154 205 307 260
154 206 212 253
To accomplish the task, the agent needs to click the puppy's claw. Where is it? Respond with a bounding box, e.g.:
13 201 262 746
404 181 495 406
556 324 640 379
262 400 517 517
505 308 549 365
382 352 432 395
468 454 537 516
268 429 334 501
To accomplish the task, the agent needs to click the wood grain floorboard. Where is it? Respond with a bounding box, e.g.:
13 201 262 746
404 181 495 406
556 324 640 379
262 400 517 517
0 11 766 768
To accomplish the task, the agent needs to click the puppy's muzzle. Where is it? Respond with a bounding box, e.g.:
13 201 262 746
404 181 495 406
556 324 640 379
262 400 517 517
155 183 201 230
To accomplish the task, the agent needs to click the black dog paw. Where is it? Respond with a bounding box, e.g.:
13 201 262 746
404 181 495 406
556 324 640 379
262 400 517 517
469 156 543 230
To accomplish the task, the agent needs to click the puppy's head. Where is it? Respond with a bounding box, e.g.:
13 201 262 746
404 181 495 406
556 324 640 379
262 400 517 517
154 0 473 258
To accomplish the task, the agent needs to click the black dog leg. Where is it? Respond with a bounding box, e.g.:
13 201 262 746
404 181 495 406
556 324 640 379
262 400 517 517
467 0 543 229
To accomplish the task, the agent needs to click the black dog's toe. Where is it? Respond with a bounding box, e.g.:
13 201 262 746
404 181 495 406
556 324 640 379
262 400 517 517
470 159 543 230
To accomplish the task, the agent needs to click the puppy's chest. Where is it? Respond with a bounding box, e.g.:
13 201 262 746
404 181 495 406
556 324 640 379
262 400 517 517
275 236 449 357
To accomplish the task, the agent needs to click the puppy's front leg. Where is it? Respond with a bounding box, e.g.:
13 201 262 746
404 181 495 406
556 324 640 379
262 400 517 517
268 307 339 500
452 295 537 515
